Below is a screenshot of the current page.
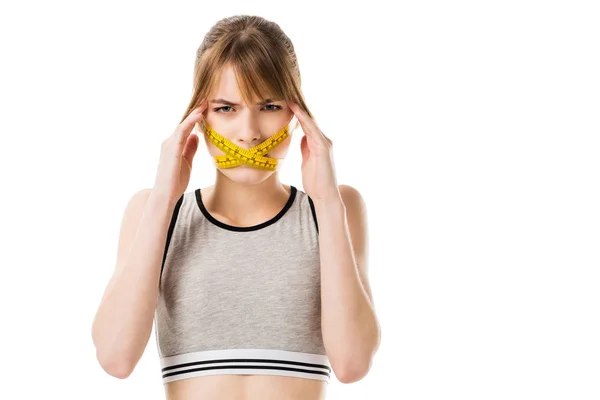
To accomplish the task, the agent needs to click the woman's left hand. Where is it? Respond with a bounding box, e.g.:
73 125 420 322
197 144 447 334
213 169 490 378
288 102 341 204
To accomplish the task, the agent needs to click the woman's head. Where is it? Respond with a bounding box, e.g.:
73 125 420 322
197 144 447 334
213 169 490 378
181 15 313 185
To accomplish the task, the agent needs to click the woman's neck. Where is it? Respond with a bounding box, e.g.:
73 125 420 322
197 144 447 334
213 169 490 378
201 170 291 226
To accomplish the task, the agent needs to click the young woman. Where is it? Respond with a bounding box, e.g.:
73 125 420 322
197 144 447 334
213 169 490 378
92 14 381 400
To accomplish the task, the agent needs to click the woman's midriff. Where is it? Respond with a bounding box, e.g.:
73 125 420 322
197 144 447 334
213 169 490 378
164 374 328 400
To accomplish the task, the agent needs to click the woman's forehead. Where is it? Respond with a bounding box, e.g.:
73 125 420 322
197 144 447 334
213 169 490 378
209 64 279 105
209 97 283 107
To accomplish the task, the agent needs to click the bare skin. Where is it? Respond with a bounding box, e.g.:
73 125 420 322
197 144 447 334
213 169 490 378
164 374 327 400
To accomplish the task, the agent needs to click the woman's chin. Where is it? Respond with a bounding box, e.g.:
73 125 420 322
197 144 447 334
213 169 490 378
218 166 275 185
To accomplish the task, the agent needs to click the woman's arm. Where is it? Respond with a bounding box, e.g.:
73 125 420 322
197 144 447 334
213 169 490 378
316 184 381 384
91 189 177 378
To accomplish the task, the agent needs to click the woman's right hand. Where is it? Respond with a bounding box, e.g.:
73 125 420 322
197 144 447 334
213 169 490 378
152 100 208 204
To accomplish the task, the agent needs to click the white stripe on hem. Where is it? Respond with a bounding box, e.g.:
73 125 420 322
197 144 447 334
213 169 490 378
160 348 331 384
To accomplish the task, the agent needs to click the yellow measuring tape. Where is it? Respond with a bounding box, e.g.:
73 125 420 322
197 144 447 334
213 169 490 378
196 116 298 171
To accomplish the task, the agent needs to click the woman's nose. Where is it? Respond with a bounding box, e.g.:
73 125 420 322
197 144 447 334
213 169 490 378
237 119 261 147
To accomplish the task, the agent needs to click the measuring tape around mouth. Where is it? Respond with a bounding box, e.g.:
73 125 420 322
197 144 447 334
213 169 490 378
196 116 298 171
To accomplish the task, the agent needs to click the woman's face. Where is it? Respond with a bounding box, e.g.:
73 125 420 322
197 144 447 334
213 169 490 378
197 65 296 185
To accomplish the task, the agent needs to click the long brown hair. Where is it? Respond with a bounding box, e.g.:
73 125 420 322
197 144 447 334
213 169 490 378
179 15 314 124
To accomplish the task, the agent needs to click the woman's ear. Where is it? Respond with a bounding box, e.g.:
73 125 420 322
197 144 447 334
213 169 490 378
288 114 300 134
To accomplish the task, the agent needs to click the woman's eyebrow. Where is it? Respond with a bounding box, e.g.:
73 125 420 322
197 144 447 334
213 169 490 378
211 98 281 106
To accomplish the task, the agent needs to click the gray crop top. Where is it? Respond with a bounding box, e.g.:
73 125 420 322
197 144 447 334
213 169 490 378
153 185 331 385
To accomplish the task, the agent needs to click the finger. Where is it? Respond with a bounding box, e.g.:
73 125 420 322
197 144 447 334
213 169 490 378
182 133 199 166
300 134 310 167
289 103 333 154
177 99 208 147
288 102 323 140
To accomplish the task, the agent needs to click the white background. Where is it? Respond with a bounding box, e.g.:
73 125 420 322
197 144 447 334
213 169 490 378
0 1 598 399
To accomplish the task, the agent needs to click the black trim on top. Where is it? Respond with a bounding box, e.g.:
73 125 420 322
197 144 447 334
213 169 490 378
307 195 319 234
195 186 297 232
159 193 184 286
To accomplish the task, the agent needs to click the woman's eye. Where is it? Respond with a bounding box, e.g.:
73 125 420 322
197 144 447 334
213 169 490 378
214 106 233 113
214 105 282 113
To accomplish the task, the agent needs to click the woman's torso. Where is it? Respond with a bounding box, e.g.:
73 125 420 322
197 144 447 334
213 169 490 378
155 185 330 400
164 374 326 400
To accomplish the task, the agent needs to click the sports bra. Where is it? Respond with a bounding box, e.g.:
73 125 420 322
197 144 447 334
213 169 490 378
153 185 332 385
